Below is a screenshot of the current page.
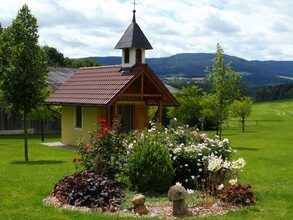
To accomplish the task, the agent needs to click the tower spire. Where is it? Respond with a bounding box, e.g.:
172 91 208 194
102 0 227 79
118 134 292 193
132 0 137 22
115 0 152 69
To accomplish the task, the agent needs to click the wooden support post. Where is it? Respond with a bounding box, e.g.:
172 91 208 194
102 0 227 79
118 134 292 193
158 100 162 125
141 73 144 99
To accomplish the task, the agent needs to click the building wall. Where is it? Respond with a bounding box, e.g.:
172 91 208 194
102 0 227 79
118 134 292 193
61 106 102 145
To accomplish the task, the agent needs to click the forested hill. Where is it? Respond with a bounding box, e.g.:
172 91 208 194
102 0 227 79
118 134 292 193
89 53 293 88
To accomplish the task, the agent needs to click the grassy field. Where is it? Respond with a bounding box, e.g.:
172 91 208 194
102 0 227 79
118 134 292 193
0 99 292 219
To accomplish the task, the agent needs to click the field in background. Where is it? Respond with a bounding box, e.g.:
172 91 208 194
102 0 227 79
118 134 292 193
0 99 292 219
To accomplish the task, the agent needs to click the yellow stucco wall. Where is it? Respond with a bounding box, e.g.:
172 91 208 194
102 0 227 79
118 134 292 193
61 106 102 146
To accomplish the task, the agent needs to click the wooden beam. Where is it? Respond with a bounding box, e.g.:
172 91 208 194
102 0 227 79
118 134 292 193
120 94 162 97
114 102 118 118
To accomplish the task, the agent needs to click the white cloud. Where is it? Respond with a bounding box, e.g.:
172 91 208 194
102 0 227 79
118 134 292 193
0 0 293 60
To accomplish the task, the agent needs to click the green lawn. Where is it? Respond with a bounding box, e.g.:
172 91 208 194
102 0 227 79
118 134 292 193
0 99 292 219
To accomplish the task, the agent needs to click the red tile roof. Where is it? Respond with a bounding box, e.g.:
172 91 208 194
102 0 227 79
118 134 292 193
46 65 142 106
46 64 179 107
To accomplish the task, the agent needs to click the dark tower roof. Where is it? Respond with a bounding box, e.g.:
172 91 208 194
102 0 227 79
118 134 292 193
114 10 153 50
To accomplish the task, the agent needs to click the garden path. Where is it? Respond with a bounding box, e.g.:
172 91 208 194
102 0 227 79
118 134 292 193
41 142 77 151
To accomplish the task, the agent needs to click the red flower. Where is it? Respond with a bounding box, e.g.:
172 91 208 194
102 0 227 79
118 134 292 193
99 135 103 140
72 158 77 163
99 118 106 124
120 135 125 139
77 158 81 162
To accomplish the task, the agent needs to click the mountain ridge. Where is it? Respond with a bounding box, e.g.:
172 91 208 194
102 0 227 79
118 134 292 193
89 53 293 88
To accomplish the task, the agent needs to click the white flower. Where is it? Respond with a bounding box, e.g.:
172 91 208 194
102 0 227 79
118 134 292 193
176 182 182 186
128 143 134 149
223 138 229 144
229 178 237 185
207 154 223 171
222 160 231 169
232 158 246 170
187 189 194 194
185 164 188 167
185 179 188 182
191 175 195 180
217 184 224 190
199 168 202 172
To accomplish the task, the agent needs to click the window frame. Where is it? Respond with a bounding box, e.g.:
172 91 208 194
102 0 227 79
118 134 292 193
75 106 83 129
124 48 130 63
136 49 142 64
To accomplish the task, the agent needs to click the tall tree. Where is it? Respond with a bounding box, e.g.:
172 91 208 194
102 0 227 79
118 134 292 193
0 4 49 161
230 97 252 132
207 44 241 139
43 45 65 67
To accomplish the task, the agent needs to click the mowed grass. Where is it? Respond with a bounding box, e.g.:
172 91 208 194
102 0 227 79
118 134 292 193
204 99 293 220
0 135 138 220
0 99 292 219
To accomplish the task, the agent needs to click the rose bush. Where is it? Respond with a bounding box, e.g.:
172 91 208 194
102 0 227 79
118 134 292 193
77 117 127 180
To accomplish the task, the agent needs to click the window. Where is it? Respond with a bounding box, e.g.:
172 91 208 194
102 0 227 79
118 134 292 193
124 48 130 63
136 49 142 64
75 106 82 129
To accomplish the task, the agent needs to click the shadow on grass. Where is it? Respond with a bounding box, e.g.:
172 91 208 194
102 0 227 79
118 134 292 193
10 160 66 165
234 146 262 151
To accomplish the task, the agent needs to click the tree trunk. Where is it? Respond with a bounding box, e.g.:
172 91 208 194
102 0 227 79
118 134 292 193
218 103 223 140
41 119 45 142
242 117 245 132
24 112 29 161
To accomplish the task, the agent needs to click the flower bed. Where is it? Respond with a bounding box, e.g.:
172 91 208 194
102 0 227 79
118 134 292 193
48 118 255 216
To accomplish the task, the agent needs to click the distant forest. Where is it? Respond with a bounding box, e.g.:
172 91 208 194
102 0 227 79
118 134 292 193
253 83 293 101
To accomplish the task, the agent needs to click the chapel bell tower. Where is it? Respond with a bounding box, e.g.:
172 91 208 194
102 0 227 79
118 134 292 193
114 7 153 70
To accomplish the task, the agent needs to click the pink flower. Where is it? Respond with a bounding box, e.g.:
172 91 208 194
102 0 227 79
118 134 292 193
200 133 208 140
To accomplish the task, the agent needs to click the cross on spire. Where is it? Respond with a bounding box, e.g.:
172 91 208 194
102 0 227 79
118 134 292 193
132 0 137 11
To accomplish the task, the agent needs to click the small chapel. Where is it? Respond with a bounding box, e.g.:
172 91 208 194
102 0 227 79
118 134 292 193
46 7 179 145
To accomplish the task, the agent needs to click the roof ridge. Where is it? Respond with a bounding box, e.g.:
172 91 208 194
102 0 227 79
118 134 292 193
79 65 122 70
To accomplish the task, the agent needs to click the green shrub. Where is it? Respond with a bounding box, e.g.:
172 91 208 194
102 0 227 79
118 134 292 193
128 139 175 193
124 120 244 193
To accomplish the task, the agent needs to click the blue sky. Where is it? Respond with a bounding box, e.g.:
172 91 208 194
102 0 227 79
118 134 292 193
1 0 293 60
